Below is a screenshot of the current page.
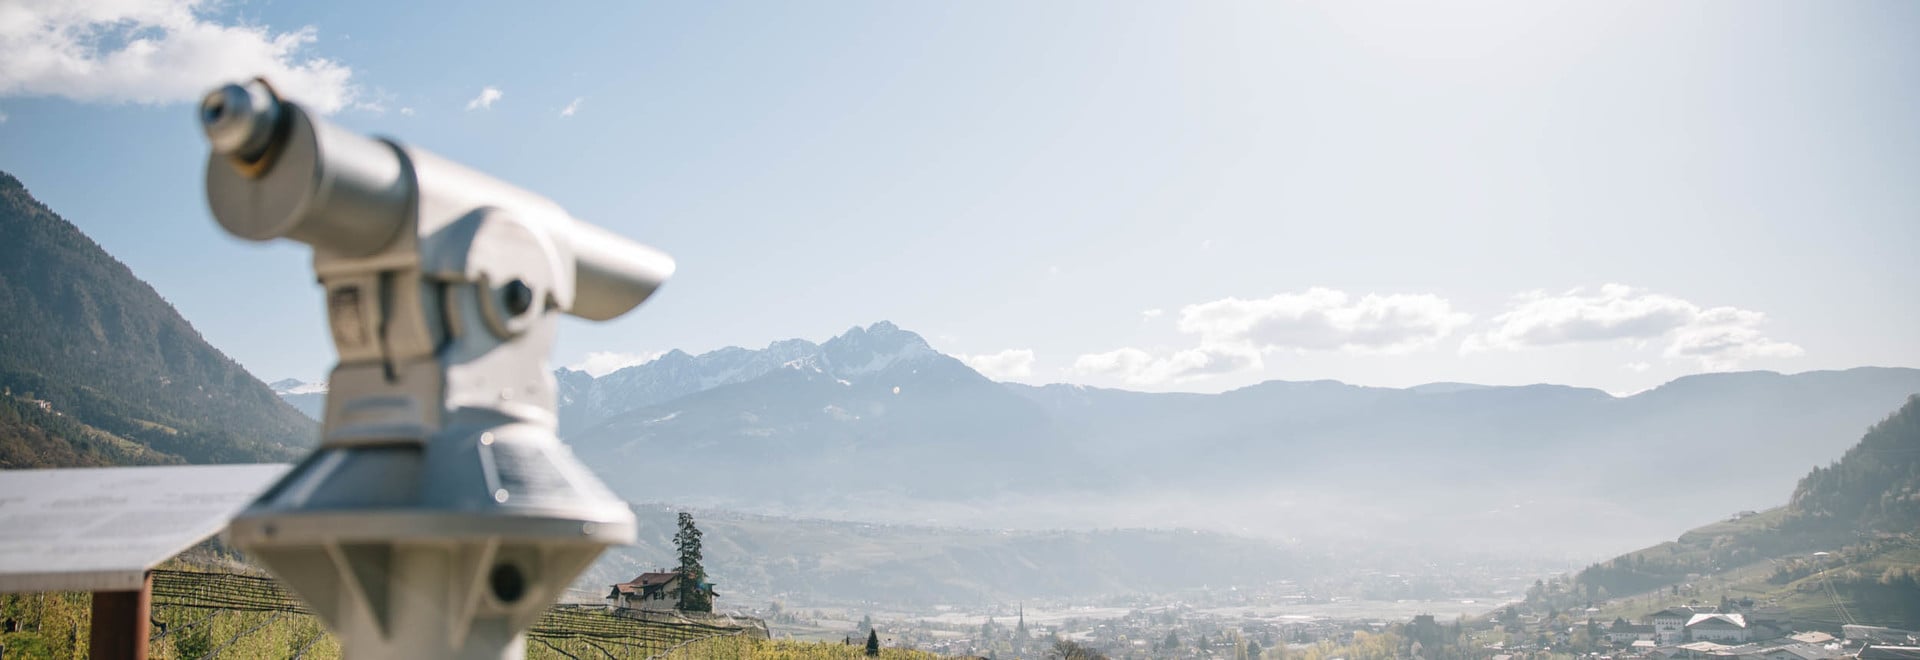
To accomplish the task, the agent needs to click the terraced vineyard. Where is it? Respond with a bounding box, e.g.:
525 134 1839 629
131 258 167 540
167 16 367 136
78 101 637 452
137 569 771 659
5 566 952 659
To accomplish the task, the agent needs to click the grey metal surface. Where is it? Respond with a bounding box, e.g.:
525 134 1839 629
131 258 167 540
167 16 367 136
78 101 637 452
0 464 287 593
199 79 669 659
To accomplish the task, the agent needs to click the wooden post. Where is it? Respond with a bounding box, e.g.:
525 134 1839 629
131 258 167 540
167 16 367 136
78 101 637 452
89 571 152 660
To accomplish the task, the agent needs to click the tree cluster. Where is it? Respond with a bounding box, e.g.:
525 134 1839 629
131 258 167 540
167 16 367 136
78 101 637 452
1789 395 1920 530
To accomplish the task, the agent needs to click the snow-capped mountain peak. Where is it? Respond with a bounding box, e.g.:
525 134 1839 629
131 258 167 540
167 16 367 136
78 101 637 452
820 321 937 377
269 379 329 420
555 321 957 434
270 379 328 395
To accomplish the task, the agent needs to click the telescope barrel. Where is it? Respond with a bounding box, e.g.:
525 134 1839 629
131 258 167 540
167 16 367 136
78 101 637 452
202 83 411 257
200 83 674 319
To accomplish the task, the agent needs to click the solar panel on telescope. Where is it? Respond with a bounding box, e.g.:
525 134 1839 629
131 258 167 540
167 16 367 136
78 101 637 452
0 464 287 592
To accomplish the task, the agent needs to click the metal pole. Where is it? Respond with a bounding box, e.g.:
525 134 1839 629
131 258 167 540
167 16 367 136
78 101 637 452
88 571 151 660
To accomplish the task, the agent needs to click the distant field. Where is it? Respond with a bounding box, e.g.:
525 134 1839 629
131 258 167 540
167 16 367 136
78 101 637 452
654 637 946 659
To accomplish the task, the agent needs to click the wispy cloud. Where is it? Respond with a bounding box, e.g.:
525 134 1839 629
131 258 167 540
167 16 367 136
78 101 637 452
1463 284 1801 369
560 97 584 117
0 0 357 113
567 350 663 377
0 111 8 124
1663 307 1803 369
1141 309 1164 320
1072 346 1259 386
1076 288 1468 385
466 86 503 111
399 106 414 116
958 349 1036 381
1179 288 1471 356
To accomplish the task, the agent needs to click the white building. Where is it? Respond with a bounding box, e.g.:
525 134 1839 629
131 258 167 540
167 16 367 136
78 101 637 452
1686 613 1750 643
606 571 716 612
1609 618 1659 644
1650 608 1698 645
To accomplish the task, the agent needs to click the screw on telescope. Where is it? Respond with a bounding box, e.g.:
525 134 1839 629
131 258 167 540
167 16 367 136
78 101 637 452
503 279 534 316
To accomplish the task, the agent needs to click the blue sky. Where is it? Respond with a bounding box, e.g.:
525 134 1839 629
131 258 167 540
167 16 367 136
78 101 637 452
2 1 1916 394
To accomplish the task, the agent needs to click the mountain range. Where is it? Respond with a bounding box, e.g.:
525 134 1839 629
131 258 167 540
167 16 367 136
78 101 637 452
439 321 1920 555
0 171 314 468
272 319 1920 555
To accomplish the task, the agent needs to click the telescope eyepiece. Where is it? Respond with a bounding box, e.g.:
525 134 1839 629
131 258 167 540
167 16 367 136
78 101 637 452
201 81 282 163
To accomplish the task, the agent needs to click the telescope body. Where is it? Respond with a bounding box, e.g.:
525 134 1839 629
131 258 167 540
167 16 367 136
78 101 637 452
202 80 671 659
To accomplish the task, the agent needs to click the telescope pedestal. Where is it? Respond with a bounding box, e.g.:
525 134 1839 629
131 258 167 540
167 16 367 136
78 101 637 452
200 80 670 659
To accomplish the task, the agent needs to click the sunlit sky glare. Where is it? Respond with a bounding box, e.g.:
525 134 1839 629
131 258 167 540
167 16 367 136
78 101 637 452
1 1 1916 394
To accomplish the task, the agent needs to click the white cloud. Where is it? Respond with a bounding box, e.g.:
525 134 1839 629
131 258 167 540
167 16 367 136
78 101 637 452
1074 288 1465 386
398 106 414 116
1662 307 1803 369
1465 284 1802 369
1141 308 1164 320
1464 284 1695 351
466 86 502 111
0 0 356 113
1178 288 1471 355
560 97 583 117
957 349 1036 381
0 111 7 123
1624 361 1651 372
568 350 663 377
1072 346 1260 386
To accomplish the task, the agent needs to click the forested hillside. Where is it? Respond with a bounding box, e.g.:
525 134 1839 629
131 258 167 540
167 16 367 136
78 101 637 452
1788 394 1920 529
0 171 315 468
1574 396 1920 628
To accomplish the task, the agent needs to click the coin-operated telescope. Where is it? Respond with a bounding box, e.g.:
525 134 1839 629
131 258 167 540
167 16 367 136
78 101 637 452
201 79 673 659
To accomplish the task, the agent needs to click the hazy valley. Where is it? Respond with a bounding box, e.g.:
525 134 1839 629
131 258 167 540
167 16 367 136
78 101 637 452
5 166 1918 653
545 329 1918 554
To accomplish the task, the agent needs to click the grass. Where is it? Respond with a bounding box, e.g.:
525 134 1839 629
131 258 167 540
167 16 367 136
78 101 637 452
146 606 337 659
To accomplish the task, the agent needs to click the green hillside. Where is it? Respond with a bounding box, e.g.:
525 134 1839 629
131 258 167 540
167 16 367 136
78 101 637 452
0 171 315 468
1788 393 1920 530
1573 395 1920 629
